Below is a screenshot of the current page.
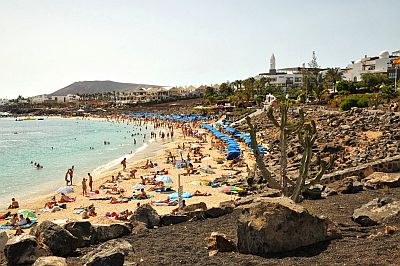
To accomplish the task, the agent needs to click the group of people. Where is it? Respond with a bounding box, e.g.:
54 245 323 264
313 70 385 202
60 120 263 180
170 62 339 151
81 173 94 196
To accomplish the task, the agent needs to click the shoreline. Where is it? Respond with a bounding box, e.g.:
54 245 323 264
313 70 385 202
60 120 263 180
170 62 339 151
2 120 245 224
1 121 179 211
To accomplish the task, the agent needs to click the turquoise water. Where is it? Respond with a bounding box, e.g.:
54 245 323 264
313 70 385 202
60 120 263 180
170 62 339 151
0 118 152 208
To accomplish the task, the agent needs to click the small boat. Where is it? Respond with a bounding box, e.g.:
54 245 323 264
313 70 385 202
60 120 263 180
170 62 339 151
37 117 45 120
15 118 23 121
23 117 36 120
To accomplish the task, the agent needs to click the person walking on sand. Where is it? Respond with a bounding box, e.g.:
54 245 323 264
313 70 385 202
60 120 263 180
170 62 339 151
121 158 127 171
82 177 88 196
88 173 93 192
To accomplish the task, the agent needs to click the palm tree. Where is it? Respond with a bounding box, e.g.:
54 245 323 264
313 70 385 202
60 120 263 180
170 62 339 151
325 68 343 93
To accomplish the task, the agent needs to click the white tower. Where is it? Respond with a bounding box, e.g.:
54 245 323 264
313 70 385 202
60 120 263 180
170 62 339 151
270 53 276 71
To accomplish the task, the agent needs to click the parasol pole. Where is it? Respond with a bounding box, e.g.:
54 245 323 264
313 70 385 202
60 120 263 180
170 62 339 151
178 174 183 210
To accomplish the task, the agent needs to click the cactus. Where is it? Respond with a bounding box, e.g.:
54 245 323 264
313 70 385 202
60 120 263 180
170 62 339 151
291 120 334 202
246 116 281 189
267 103 304 195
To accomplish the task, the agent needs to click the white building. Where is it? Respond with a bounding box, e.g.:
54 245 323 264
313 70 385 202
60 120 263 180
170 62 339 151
30 94 80 104
343 50 400 82
0 98 10 105
256 54 306 90
29 94 51 104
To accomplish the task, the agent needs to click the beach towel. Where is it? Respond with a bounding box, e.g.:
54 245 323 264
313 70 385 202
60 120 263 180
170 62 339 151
132 195 154 200
0 219 38 230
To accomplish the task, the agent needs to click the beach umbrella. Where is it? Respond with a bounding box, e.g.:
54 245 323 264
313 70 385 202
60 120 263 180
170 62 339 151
168 192 193 199
155 175 173 183
18 209 37 219
56 186 74 194
132 184 145 190
220 186 244 193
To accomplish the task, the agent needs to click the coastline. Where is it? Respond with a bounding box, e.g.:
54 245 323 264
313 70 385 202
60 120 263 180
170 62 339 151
0 116 155 209
5 123 241 225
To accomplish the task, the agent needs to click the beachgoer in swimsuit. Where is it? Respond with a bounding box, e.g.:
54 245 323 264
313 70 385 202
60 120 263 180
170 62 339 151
88 173 93 192
8 198 19 209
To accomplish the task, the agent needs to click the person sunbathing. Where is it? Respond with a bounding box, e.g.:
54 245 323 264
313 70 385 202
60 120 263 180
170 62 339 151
17 214 28 226
148 181 164 191
8 198 19 209
116 172 123 180
84 204 96 217
106 187 121 195
141 159 150 169
59 193 76 203
105 175 116 183
194 190 211 196
135 189 148 199
44 196 58 209
0 211 11 220
7 214 19 226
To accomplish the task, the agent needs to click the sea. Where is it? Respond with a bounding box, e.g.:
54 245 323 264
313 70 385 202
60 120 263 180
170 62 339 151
0 117 153 209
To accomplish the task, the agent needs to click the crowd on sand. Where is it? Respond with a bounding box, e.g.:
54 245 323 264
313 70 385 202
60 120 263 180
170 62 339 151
0 114 261 235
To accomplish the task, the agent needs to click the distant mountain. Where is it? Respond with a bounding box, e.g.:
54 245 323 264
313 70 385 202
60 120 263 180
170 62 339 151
49 80 162 96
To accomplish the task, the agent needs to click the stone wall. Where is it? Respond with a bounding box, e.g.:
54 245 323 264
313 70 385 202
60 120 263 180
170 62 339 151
321 155 400 183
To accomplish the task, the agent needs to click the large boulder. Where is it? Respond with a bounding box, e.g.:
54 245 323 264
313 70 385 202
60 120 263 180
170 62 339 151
0 231 8 252
362 172 400 190
33 256 67 266
30 221 79 256
205 206 234 218
352 198 400 226
160 214 188 226
4 235 51 265
94 223 131 242
129 204 160 228
183 202 207 212
64 221 96 247
327 176 363 194
83 239 133 266
207 232 236 255
237 197 341 256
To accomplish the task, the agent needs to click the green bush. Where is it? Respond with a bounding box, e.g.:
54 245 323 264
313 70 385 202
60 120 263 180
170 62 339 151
339 95 370 111
357 96 369 108
340 97 358 111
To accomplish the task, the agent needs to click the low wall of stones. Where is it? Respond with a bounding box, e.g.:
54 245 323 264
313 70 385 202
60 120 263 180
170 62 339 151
321 155 400 184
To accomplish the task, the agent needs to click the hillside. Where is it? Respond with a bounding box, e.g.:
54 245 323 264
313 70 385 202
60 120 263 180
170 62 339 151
50 80 162 96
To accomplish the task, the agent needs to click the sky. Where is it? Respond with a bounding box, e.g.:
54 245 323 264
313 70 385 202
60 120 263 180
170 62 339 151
0 0 399 98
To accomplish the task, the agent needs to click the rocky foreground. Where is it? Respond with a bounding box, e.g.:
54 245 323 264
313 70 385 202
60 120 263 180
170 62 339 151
238 108 400 179
1 177 400 265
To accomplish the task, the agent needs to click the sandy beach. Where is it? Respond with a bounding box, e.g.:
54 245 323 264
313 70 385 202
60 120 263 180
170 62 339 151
1 117 248 228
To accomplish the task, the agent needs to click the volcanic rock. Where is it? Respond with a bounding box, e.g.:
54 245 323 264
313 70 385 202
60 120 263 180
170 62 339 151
237 198 341 256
